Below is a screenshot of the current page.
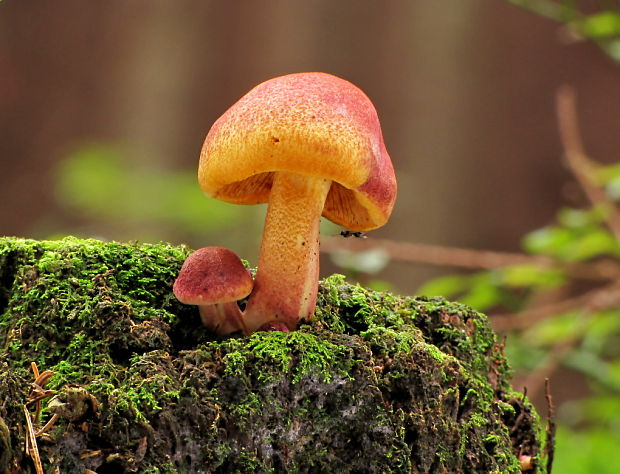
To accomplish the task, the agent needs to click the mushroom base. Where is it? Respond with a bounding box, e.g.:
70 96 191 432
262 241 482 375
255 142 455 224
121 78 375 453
199 302 247 335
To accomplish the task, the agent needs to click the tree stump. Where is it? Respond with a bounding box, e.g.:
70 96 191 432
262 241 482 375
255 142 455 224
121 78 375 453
0 237 549 473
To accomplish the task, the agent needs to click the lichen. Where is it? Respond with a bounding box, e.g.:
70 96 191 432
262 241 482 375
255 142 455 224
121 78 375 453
0 237 548 473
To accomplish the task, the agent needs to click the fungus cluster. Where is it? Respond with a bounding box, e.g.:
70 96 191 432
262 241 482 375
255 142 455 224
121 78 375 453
174 72 396 335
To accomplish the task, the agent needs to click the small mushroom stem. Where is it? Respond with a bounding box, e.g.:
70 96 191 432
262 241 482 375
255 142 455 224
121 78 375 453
244 171 331 332
199 303 247 334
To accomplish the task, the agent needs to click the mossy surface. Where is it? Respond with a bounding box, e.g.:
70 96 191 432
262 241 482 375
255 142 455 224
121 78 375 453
0 237 548 473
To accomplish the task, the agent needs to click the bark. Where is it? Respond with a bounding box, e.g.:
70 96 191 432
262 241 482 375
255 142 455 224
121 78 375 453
0 237 549 473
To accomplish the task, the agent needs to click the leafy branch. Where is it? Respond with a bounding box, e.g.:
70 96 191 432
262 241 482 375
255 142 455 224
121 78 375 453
325 85 620 469
325 84 620 401
509 0 620 62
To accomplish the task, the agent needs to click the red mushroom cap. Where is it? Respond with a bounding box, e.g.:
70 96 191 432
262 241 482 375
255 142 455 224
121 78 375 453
199 72 396 231
173 247 253 305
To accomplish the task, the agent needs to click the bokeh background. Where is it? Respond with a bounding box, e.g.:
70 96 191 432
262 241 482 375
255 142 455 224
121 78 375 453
2 1 620 472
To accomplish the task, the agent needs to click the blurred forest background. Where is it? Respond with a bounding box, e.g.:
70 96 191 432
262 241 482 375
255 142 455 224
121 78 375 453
2 1 620 472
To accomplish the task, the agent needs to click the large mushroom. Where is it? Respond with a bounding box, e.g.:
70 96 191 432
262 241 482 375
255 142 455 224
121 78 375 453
173 247 252 335
199 72 396 333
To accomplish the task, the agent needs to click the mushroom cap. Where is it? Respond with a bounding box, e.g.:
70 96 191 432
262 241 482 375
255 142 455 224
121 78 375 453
173 247 253 305
199 72 397 231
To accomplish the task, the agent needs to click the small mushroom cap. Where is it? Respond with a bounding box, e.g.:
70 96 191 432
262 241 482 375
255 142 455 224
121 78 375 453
173 247 253 305
199 72 396 231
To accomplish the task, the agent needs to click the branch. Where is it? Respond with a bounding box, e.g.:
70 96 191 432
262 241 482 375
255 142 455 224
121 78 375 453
508 0 576 22
556 85 620 241
23 406 43 474
321 237 620 280
544 379 556 474
491 281 620 331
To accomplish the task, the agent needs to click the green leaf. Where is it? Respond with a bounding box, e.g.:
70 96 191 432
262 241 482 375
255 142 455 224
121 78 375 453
416 274 468 299
553 425 620 474
579 395 620 428
55 143 254 236
609 359 620 390
578 11 620 39
557 207 606 229
523 311 583 346
563 228 620 261
604 176 620 200
523 226 573 256
366 279 393 292
601 38 620 62
503 335 548 372
594 162 620 186
581 310 620 355
55 145 127 217
523 225 620 261
564 349 620 392
459 274 503 311
500 264 565 289
418 273 507 311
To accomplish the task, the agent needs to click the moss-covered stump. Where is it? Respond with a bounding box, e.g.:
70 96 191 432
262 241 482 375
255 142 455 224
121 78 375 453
0 237 548 473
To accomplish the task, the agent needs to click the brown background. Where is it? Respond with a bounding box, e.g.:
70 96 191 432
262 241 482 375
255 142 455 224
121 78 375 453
1 0 619 295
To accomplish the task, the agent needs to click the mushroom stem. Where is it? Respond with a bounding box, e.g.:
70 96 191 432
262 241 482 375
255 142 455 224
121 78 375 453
244 171 331 332
199 303 247 335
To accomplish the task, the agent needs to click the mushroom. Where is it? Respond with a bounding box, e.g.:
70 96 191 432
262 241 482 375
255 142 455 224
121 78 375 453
199 72 396 332
173 247 252 335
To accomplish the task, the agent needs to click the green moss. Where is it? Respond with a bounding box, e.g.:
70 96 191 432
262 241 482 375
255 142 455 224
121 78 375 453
109 352 182 422
0 237 548 473
218 329 355 386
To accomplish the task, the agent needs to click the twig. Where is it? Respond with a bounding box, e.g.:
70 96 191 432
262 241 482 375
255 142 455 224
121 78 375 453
31 361 39 380
23 406 44 474
491 87 620 329
79 450 103 460
27 364 55 424
544 379 556 474
321 237 620 280
36 413 59 437
556 85 620 241
31 363 43 425
24 362 58 472
34 370 55 388
491 281 620 331
322 237 544 268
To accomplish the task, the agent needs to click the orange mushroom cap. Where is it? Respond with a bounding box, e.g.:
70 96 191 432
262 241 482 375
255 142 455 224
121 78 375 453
173 247 253 306
199 72 396 231
197 73 396 333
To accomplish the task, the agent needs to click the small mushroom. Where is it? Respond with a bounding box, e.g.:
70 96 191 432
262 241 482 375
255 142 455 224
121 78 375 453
173 247 252 335
199 72 397 332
